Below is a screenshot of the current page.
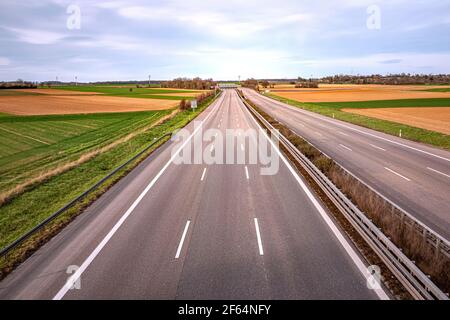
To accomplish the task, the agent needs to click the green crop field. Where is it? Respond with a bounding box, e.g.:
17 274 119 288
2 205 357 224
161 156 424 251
313 98 450 109
54 85 205 100
266 94 450 150
0 90 42 96
0 110 170 195
421 87 450 92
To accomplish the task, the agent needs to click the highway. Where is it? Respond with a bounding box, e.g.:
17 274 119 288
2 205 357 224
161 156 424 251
0 90 386 300
242 88 450 240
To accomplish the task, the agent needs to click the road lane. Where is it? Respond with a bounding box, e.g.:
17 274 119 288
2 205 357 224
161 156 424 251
243 88 450 240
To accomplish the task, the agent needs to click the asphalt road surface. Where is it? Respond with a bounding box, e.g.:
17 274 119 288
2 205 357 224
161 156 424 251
0 90 386 300
242 88 450 240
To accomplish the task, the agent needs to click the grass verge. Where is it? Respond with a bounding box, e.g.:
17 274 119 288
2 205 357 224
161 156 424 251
266 93 450 150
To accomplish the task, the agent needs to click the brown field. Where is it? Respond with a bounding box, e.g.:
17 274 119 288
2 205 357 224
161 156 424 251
0 95 178 115
267 84 450 102
344 107 450 135
11 88 102 95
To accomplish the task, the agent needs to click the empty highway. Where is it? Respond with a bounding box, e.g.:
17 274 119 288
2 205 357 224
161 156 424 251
0 90 387 300
242 88 450 240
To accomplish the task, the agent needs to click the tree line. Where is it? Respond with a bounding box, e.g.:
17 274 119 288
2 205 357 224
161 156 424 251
161 77 216 90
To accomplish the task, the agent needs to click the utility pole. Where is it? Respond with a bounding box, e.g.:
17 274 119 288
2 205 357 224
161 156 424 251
148 75 151 87
238 75 241 85
75 76 78 86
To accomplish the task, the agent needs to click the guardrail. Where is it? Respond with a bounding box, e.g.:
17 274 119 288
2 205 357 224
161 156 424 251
237 90 448 300
0 133 172 259
255 90 450 259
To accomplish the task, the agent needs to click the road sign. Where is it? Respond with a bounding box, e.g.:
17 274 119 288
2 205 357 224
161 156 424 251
191 99 197 109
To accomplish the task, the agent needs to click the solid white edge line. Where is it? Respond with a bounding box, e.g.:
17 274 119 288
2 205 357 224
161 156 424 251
52 93 223 300
339 144 353 152
384 167 411 181
245 166 249 180
175 220 191 259
240 96 389 300
241 143 244 151
200 168 207 181
253 91 450 162
254 218 264 255
427 167 450 178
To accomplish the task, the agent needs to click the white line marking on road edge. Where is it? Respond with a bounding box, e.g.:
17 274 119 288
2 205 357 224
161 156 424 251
175 220 191 259
254 218 264 255
52 94 223 300
241 98 389 300
384 167 411 181
339 144 353 152
240 143 244 151
201 168 207 181
245 166 249 180
210 145 214 152
427 167 450 178
369 144 386 151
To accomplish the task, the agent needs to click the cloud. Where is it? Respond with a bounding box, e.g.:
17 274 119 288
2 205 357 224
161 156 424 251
290 53 450 74
0 57 10 65
4 27 66 44
379 59 402 64
117 4 313 38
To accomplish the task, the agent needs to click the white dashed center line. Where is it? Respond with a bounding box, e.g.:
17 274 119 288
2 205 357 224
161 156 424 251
384 167 411 181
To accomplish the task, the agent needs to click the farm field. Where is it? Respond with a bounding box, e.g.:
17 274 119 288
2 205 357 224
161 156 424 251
53 85 209 100
344 107 450 135
0 94 179 115
0 110 171 197
0 86 210 116
267 84 450 102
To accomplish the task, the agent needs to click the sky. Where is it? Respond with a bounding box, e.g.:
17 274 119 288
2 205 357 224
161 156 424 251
0 0 450 82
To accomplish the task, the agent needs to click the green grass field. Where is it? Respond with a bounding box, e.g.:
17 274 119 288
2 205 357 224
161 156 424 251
0 90 42 96
266 94 450 150
0 111 170 194
421 87 450 92
0 93 217 253
54 85 204 100
314 98 450 109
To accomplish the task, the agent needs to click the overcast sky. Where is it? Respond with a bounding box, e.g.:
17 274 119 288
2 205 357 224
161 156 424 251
0 0 449 81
